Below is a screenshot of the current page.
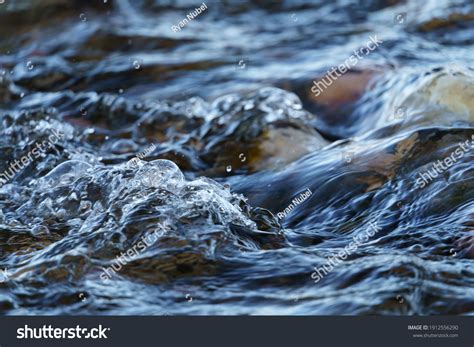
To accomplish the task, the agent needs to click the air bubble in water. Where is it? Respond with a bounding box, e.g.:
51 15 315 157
133 60 141 70
226 165 232 173
26 61 34 70
39 160 92 189
79 13 87 22
138 160 184 189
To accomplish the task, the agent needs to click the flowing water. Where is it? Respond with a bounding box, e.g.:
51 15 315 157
0 0 473 315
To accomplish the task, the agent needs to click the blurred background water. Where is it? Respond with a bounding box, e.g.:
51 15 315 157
0 0 473 315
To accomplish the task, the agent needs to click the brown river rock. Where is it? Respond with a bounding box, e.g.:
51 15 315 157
374 66 474 132
278 69 384 139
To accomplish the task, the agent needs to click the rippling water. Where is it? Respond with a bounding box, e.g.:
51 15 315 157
0 0 473 315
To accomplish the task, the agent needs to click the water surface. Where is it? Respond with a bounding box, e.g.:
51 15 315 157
0 0 473 315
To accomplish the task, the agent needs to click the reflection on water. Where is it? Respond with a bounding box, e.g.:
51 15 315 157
0 0 473 315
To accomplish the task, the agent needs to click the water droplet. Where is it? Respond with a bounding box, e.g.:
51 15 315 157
0 0 5 4
20 92 25 98
133 60 140 70
226 165 232 173
118 88 123 94
239 153 246 162
79 13 87 22
26 61 34 70
80 107 87 116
